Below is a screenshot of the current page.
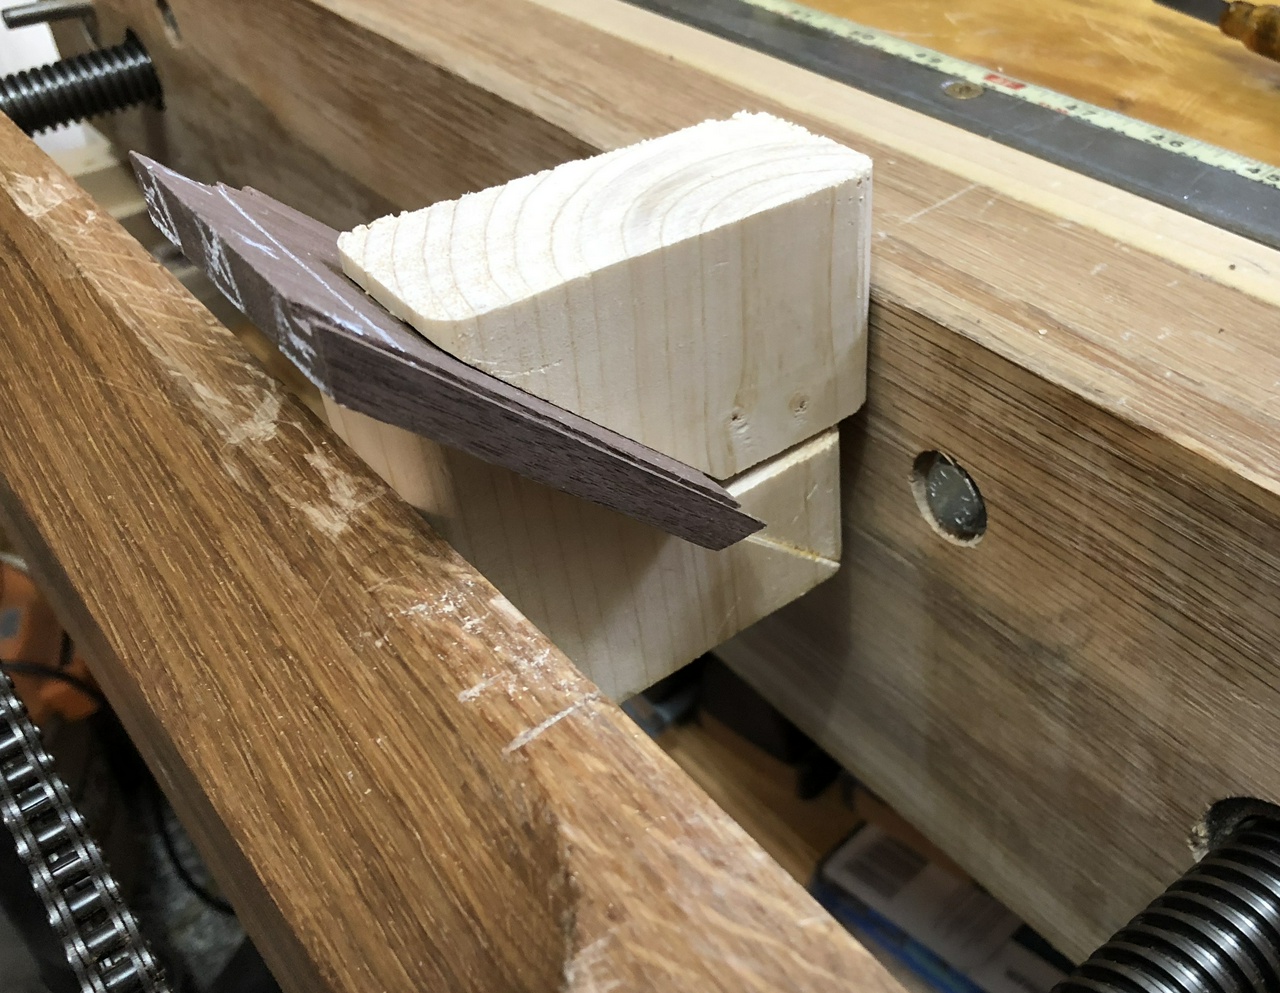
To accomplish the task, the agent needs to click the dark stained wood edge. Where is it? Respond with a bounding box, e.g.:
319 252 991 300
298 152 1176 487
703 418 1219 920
129 155 763 551
0 118 902 993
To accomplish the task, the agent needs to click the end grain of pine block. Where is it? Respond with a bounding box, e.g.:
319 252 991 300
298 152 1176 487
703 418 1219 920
339 112 872 478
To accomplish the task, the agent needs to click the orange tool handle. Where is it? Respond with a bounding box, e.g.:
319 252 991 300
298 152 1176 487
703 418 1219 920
1222 1 1280 60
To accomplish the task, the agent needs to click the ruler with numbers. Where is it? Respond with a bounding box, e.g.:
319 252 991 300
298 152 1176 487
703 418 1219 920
629 0 1280 250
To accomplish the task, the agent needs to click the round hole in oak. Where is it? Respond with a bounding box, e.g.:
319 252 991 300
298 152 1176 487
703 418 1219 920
911 451 987 545
1195 796 1280 857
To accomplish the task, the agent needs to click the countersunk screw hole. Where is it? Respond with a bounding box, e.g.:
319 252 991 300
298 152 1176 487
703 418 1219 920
1196 796 1280 856
942 79 984 100
911 450 987 545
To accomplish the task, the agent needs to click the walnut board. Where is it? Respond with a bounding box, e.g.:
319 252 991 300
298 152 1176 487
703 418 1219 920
53 0 1280 963
129 155 761 550
0 118 908 993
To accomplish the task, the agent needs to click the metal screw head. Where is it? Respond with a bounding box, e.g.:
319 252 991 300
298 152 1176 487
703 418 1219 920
942 79 985 100
912 451 987 544
2 1 94 30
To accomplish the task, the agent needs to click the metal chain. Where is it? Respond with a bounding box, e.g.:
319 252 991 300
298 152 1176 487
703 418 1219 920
0 670 170 993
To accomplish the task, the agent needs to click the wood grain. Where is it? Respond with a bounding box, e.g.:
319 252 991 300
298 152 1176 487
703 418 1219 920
0 117 908 993
340 112 871 476
656 717 937 993
659 715 860 885
130 156 761 549
717 278 1280 958
792 0 1280 166
325 402 840 699
53 0 1280 961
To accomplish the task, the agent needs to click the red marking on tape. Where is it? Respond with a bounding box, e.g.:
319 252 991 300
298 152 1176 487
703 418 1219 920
982 73 1026 91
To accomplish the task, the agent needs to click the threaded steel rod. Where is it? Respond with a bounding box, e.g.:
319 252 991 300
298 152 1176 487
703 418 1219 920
0 32 161 135
1056 817 1280 993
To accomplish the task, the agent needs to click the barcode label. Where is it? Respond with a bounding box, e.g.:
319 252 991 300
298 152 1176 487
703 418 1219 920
839 831 928 901
819 823 1064 991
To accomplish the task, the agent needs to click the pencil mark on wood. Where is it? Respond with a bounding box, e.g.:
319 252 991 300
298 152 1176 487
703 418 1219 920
901 182 977 224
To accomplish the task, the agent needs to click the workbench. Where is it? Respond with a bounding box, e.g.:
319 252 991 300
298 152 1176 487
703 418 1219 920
805 0 1280 165
3 1 1280 990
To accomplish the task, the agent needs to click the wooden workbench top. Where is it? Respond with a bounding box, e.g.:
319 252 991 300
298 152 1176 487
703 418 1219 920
798 0 1280 165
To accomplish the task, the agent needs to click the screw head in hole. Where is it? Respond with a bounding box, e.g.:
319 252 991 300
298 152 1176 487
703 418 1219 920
911 451 987 545
942 80 984 100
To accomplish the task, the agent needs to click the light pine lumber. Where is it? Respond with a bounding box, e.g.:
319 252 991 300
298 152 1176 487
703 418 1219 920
658 715 861 886
55 0 1280 961
325 401 840 699
656 718 936 993
654 717 936 993
339 112 871 477
0 118 909 993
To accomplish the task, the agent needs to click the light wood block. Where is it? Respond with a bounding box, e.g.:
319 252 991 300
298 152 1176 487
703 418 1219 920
325 398 840 699
338 112 871 478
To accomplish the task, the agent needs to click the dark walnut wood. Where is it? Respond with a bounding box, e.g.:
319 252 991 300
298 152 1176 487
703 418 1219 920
0 120 903 993
129 155 762 551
